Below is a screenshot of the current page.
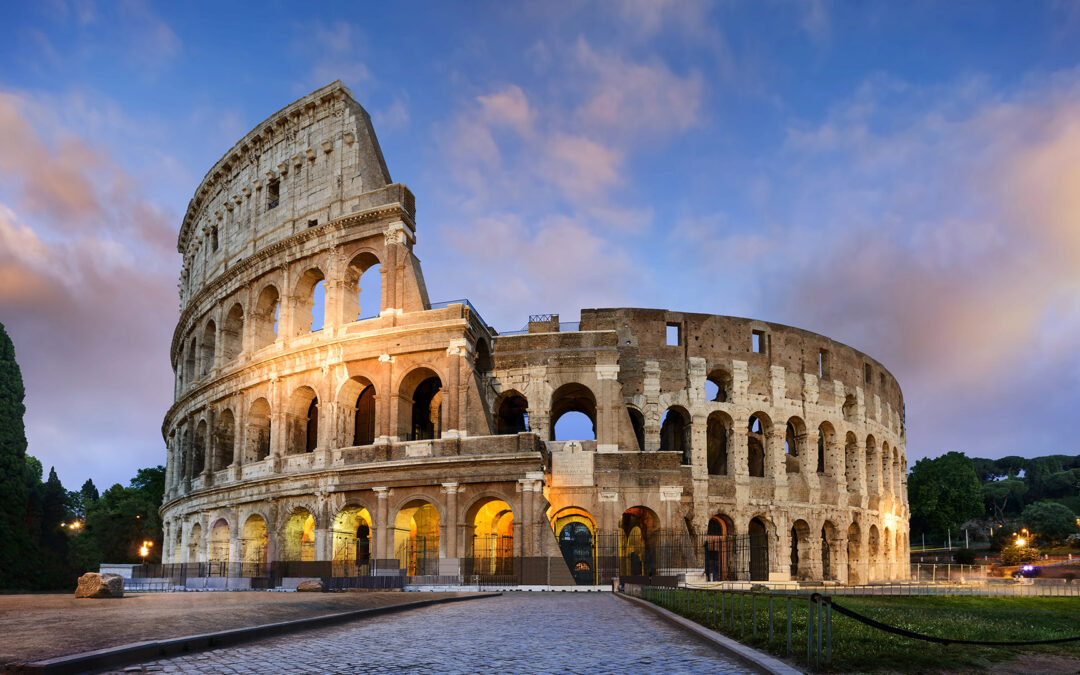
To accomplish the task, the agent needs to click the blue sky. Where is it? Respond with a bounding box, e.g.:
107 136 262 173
1 1 1078 490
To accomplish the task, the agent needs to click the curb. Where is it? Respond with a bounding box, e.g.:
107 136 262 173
5 592 501 675
615 592 802 675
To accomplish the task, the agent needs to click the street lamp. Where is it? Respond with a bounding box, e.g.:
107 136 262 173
140 540 154 561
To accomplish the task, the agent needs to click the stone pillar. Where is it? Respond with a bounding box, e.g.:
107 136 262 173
519 479 535 556
599 490 619 535
203 408 216 482
799 429 817 475
643 360 661 451
444 340 465 437
829 437 846 487
378 354 395 442
441 483 460 558
595 364 620 452
373 487 393 570
767 428 786 483
731 425 748 477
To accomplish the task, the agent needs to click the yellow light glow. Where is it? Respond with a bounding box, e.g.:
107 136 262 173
1016 538 1026 547
139 545 149 557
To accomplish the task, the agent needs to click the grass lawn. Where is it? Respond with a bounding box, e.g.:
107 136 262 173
644 589 1080 673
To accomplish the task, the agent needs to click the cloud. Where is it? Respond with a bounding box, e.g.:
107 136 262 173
0 90 179 489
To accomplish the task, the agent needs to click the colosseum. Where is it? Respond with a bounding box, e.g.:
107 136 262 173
160 81 909 588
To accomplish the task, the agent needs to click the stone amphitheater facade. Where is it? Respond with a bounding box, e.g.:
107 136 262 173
160 81 909 585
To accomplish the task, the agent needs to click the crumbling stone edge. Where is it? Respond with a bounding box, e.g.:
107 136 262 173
615 592 803 675
4 592 502 675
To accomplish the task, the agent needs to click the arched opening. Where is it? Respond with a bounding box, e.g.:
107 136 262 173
354 385 376 446
868 524 881 581
627 407 645 452
747 413 769 477
394 500 440 576
410 375 443 441
474 339 493 374
209 519 230 571
822 521 837 580
247 398 271 462
551 507 596 585
332 506 372 575
817 422 833 475
705 514 736 581
252 285 280 350
707 411 730 475
748 517 769 581
214 409 235 471
184 337 197 384
660 406 691 465
294 268 327 335
790 519 811 580
706 368 732 402
286 387 318 454
845 432 859 486
619 506 658 577
865 435 878 493
200 321 216 376
881 441 892 495
282 508 316 562
883 526 893 580
784 417 806 473
187 523 202 564
550 383 597 441
192 420 207 475
337 375 376 448
468 498 514 576
847 522 861 584
343 251 381 322
495 392 529 435
240 515 268 573
222 303 244 362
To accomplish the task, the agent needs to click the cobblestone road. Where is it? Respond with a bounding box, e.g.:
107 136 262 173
115 592 752 674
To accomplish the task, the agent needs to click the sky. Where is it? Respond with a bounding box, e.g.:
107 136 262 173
1 1 1078 491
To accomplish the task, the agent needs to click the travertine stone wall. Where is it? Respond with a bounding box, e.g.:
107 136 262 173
161 82 909 584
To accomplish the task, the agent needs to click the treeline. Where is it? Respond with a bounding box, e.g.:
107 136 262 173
908 450 1080 547
1 322 164 591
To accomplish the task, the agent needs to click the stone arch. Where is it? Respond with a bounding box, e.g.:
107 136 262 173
293 266 327 334
281 507 317 562
393 498 441 575
200 321 216 376
192 419 208 475
706 411 731 476
209 518 230 566
790 518 812 580
784 416 807 473
337 374 377 447
818 421 836 476
465 496 515 575
868 523 881 581
214 408 236 471
187 522 202 564
551 507 596 585
246 397 271 462
660 405 691 465
240 514 268 569
747 412 772 477
342 250 382 322
627 406 645 452
184 336 197 384
706 367 732 402
706 513 736 581
821 520 839 581
550 382 597 441
883 525 893 580
331 505 373 572
865 435 879 493
748 516 771 581
847 521 862 584
252 284 280 350
494 390 529 435
844 431 860 488
285 386 319 454
619 505 659 576
398 366 443 441
222 303 244 362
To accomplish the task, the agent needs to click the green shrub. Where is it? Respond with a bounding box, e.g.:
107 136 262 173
1000 543 1040 564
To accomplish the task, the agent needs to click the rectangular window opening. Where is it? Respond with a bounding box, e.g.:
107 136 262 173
267 179 280 210
879 372 885 389
308 219 319 228
864 363 872 384
666 323 680 347
752 329 765 353
818 349 829 379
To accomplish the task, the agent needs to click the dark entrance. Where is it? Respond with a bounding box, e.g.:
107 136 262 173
558 522 595 585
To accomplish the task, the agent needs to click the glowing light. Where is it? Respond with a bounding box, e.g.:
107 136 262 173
1016 537 1026 547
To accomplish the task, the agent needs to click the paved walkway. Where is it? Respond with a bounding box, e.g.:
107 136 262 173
114 592 753 674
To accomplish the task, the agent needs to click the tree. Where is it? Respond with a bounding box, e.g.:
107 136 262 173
0 322 30 589
82 466 166 566
982 477 1027 521
1021 500 1078 545
36 467 73 587
908 451 984 537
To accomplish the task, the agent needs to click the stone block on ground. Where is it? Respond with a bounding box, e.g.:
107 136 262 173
75 572 124 598
295 579 325 592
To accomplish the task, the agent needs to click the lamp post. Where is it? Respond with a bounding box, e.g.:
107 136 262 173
140 540 154 563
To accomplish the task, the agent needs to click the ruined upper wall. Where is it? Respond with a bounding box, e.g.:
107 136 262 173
176 81 409 309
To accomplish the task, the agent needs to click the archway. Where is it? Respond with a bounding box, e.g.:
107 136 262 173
400 369 442 441
551 507 596 585
620 506 658 576
748 517 769 581
394 500 440 575
209 519 230 573
240 515 268 574
868 524 881 582
187 523 202 564
282 508 316 562
332 506 372 575
627 407 645 452
286 387 318 454
252 285 280 350
706 368 732 402
822 521 838 581
747 414 769 477
660 406 690 465
468 498 514 576
784 418 806 474
294 267 327 335
200 321 216 376
495 393 529 435
550 383 596 441
818 422 835 476
222 303 244 362
790 519 811 580
706 412 730 475
192 421 207 475
247 398 271 462
214 410 235 471
705 514 735 581
343 251 381 322
847 522 861 584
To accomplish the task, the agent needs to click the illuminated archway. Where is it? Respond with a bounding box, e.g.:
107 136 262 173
551 507 596 585
240 515 268 575
394 500 440 575
209 519 230 571
187 522 202 564
468 498 514 576
282 508 316 562
620 506 659 576
331 506 372 575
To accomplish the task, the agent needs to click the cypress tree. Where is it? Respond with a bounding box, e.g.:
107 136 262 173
0 322 30 589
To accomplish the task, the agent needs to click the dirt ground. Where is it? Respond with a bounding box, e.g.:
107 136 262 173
0 591 471 665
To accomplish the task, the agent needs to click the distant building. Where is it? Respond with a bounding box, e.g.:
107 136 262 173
161 81 909 585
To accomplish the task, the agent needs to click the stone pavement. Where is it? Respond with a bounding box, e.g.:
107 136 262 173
114 592 754 674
